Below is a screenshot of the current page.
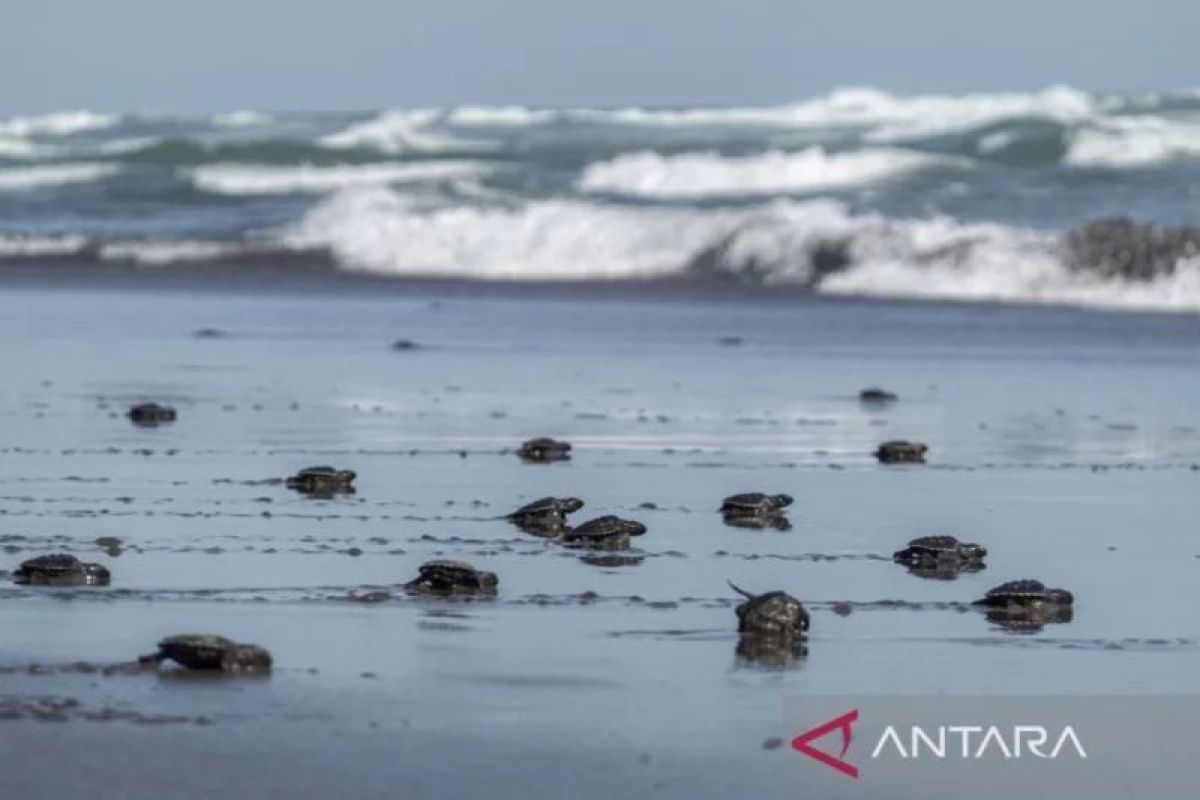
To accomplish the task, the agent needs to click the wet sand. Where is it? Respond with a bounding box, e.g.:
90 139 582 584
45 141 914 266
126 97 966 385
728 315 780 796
1 274 1198 798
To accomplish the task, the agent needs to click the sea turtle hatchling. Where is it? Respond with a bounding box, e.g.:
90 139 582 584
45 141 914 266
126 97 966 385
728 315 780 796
859 387 898 403
560 515 647 551
875 440 928 464
138 635 272 673
517 437 572 463
973 579 1074 611
720 493 793 516
729 582 809 638
404 559 498 596
285 466 357 496
13 554 110 586
128 402 176 426
893 535 987 574
506 496 584 535
973 580 1074 631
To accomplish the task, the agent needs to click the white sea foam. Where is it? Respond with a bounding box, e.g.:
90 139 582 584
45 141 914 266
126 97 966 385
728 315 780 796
578 147 953 197
0 234 88 257
190 161 495 195
319 111 493 153
445 106 557 126
0 136 53 159
99 240 236 265
284 187 1200 311
0 111 118 137
213 110 274 128
98 136 161 156
564 86 1095 140
0 163 119 190
1064 116 1200 167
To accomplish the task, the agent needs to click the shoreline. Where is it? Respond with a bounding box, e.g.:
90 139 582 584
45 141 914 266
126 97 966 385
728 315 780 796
1 259 1196 322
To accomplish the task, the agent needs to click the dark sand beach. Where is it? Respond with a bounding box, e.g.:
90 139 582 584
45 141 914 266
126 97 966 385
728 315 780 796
1 270 1199 798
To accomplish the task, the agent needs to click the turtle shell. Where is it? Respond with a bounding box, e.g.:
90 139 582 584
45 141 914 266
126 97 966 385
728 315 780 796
128 403 176 424
734 589 810 637
859 388 898 402
517 438 572 461
721 493 792 513
906 535 963 554
875 440 928 463
13 554 110 586
406 560 498 594
984 579 1048 601
568 516 646 539
158 635 237 670
17 554 85 576
510 496 583 517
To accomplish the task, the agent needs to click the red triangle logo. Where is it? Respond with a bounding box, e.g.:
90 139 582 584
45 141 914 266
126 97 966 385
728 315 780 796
791 709 860 778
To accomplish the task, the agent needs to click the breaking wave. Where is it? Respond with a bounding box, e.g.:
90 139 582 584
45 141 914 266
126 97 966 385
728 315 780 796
578 147 959 198
277 186 1200 311
319 110 494 154
0 110 118 138
1065 117 1200 167
190 161 496 195
0 163 119 190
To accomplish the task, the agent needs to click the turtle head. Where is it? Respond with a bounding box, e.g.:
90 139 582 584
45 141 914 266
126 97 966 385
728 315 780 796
561 497 585 513
1045 588 1074 605
82 563 111 585
960 542 988 559
772 494 794 508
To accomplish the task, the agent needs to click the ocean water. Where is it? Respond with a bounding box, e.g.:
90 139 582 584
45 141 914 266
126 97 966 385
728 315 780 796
3 86 1200 311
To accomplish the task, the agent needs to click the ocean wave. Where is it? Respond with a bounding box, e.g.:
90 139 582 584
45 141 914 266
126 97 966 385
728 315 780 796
0 111 118 138
190 161 496 195
319 111 494 153
445 106 557 126
578 147 957 197
99 240 238 265
564 86 1095 138
282 187 1200 311
212 110 274 128
0 163 120 190
0 136 53 159
0 234 88 257
1064 116 1200 167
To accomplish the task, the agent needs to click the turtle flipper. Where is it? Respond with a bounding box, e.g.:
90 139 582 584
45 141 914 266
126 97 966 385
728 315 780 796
727 580 757 600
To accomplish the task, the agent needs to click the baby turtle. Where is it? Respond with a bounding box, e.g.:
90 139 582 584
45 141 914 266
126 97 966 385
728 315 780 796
720 493 793 531
560 515 647 551
875 440 928 464
730 582 809 638
128 402 176 426
859 387 898 403
893 535 987 577
974 580 1074 632
517 437 572 463
973 579 1074 610
285 466 356 496
507 496 584 535
405 559 498 596
139 635 272 673
13 554 110 586
720 493 793 515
